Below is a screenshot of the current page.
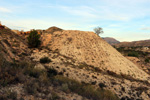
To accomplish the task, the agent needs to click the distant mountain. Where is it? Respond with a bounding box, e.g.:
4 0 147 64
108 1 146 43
44 26 63 34
103 37 120 45
115 39 150 47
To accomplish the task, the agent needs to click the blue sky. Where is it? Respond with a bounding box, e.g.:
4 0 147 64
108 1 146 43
0 0 150 41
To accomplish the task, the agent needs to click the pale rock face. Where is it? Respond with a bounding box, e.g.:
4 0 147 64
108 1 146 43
34 63 46 70
41 30 150 81
141 92 149 100
31 49 49 62
41 33 52 47
126 57 140 63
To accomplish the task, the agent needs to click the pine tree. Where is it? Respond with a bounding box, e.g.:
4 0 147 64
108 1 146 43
27 30 41 48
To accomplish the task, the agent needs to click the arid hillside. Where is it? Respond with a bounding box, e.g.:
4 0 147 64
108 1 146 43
0 28 31 62
1 26 150 100
41 30 150 81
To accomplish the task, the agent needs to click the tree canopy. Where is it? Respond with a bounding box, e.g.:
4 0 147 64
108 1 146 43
93 27 104 36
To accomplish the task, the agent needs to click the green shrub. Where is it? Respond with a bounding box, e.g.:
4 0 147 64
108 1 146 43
27 30 41 48
25 81 39 95
99 83 106 89
116 47 125 52
24 65 43 78
145 58 149 63
40 57 51 63
128 51 139 57
47 68 58 77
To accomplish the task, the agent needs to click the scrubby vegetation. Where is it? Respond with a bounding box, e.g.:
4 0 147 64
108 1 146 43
40 57 52 63
115 46 150 75
0 90 17 100
145 58 149 63
0 53 119 100
52 76 119 100
73 61 149 85
0 58 32 87
128 51 139 57
115 47 149 58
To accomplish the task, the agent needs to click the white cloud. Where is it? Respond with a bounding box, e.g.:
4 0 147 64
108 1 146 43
45 5 131 21
0 7 12 13
140 27 150 30
43 1 150 22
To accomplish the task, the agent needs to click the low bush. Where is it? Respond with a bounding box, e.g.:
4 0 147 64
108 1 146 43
24 66 44 78
39 71 49 83
47 68 58 77
145 58 149 63
53 76 119 100
128 51 139 57
116 47 125 52
50 92 60 100
29 69 42 78
135 86 148 92
0 57 36 87
61 83 69 93
0 90 17 100
99 83 106 89
0 62 24 87
7 91 17 100
40 57 52 64
25 81 39 95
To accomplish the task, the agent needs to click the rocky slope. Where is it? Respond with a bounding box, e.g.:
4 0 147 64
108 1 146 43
0 28 31 62
41 30 150 81
31 48 150 100
1 26 150 100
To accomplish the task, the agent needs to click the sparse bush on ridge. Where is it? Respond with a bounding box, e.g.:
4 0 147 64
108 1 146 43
93 27 104 36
